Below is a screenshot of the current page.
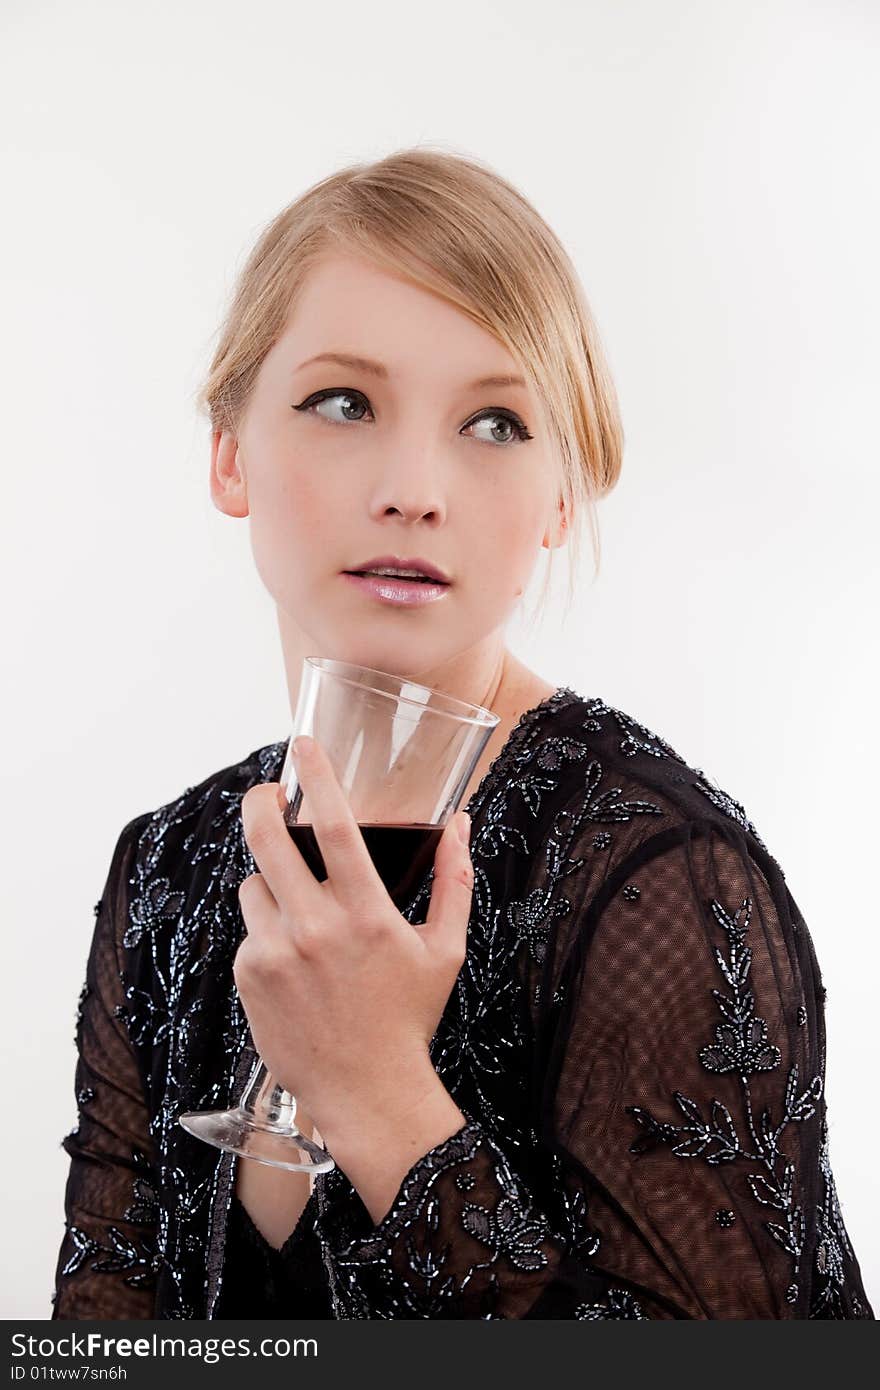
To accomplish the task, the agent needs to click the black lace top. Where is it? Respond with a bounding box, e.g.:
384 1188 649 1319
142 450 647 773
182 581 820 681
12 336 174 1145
51 689 874 1319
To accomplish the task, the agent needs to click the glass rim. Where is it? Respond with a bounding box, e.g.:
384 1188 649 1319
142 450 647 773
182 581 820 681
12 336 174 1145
303 656 500 729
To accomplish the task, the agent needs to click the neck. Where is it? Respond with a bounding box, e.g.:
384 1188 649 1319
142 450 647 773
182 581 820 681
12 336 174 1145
276 608 518 723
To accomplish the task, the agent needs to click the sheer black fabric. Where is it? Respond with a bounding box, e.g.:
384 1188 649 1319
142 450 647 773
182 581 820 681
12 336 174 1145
212 1197 332 1318
51 814 161 1318
51 689 874 1319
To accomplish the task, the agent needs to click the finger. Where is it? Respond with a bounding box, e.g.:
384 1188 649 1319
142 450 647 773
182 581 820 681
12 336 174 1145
240 782 325 916
421 812 473 964
235 873 281 974
238 870 278 927
291 735 386 913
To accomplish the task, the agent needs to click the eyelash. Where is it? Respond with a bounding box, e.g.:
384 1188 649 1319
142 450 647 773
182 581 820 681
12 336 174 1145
292 388 534 445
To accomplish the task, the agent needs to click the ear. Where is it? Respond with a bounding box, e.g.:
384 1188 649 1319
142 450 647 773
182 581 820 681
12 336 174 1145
209 429 249 518
541 496 568 550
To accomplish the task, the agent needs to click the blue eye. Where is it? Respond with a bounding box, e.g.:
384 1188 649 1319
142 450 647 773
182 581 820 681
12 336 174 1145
292 389 533 445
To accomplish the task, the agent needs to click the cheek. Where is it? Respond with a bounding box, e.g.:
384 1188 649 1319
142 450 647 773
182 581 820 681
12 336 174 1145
477 493 545 579
261 451 323 516
247 457 338 599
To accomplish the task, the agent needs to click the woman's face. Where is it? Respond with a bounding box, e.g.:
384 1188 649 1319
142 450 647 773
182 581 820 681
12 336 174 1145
210 250 564 690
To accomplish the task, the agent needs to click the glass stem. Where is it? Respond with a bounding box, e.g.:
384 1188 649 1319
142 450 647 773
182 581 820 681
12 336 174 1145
238 1057 299 1131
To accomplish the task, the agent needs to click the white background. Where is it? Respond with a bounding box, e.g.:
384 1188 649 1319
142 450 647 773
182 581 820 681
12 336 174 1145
1 0 877 1318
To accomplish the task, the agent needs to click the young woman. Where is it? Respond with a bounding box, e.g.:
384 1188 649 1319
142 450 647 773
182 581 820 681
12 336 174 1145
52 148 873 1320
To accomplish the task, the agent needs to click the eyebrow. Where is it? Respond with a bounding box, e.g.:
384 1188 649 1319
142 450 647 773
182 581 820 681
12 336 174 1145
294 351 527 392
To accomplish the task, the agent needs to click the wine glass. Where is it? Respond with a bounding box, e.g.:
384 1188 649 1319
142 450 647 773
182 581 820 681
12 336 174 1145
178 656 499 1172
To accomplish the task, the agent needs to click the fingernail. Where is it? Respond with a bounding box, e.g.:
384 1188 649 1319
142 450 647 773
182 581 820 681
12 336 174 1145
458 811 471 847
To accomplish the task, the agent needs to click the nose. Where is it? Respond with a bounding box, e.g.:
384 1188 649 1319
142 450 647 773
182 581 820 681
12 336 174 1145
365 422 452 525
369 477 447 526
377 498 443 523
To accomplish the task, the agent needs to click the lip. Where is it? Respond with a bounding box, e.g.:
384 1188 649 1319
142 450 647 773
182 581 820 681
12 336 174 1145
344 554 451 585
341 572 451 607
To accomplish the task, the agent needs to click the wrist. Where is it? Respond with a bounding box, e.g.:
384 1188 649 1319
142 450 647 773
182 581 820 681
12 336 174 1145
319 1055 461 1159
317 1062 467 1226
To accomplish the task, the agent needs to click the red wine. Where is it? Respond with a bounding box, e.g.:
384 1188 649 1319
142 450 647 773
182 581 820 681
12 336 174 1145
287 822 444 911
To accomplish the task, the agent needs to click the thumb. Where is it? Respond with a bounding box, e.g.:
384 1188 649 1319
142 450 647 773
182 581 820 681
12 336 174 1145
421 812 474 957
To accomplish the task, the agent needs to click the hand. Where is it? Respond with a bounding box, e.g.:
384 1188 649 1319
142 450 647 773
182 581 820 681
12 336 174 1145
234 734 474 1150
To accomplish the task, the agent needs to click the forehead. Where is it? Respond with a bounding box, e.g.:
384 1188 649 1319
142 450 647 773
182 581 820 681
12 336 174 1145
277 251 525 383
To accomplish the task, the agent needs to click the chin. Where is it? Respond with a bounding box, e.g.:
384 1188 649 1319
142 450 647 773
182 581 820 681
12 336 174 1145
318 634 413 675
321 628 448 682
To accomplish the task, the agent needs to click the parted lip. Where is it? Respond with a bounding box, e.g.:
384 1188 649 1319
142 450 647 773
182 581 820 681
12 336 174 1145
343 554 451 584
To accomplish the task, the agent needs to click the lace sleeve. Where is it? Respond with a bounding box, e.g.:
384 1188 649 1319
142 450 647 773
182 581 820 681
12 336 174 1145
539 818 873 1318
51 814 162 1319
322 819 874 1319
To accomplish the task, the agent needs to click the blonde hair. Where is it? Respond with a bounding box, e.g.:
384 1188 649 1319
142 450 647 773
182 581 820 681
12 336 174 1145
194 144 624 623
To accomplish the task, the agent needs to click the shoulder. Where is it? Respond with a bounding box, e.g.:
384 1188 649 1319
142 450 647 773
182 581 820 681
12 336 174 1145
120 734 287 875
534 688 776 869
534 696 809 1032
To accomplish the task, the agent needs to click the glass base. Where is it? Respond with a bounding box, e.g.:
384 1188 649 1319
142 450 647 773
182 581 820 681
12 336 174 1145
178 1106 337 1173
